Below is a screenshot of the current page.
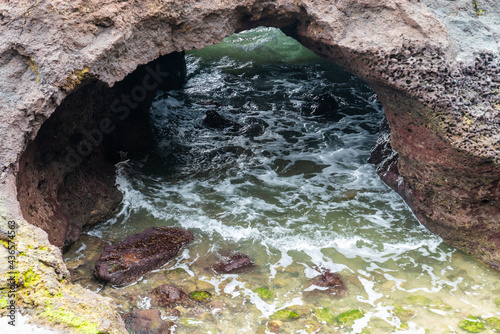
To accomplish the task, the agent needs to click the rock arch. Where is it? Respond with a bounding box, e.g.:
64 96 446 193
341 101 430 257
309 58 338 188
0 0 498 332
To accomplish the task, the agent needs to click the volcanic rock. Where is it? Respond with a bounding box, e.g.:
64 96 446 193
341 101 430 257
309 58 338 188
203 110 241 131
150 284 190 307
303 93 340 116
123 309 174 334
306 270 347 297
213 252 254 273
94 227 194 286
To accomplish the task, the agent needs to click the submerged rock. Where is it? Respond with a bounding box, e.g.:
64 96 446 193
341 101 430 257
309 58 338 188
458 316 486 333
123 309 174 334
337 309 364 326
150 284 192 307
239 118 269 138
94 227 194 286
306 269 347 297
253 287 274 301
270 309 300 321
213 252 254 273
203 110 240 131
302 93 340 117
189 291 212 303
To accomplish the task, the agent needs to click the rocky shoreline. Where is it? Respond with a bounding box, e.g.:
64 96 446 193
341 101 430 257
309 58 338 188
0 0 498 332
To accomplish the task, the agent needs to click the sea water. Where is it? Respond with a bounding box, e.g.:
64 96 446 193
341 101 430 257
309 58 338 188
65 27 500 334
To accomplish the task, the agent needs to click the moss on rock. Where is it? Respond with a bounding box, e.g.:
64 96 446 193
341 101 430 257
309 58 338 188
393 304 415 321
190 291 212 302
315 307 336 324
486 317 500 332
270 309 300 321
458 316 486 333
337 309 364 326
254 287 273 301
41 302 100 334
406 295 431 306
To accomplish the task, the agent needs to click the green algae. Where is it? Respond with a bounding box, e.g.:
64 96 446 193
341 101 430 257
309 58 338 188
23 268 40 288
41 302 101 334
486 317 500 332
495 298 500 307
399 322 409 330
393 305 415 321
458 316 486 333
253 287 273 300
190 291 212 302
406 295 431 306
270 309 299 321
0 297 8 309
337 309 364 326
315 307 336 324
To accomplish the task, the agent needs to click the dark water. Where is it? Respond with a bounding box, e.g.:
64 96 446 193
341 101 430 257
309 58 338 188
65 27 500 334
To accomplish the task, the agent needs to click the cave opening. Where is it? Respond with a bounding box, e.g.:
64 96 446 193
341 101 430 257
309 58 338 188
15 27 500 334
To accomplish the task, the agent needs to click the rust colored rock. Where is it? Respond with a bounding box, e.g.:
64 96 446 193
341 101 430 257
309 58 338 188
213 252 254 273
123 309 174 334
150 284 192 308
94 227 194 286
306 270 347 297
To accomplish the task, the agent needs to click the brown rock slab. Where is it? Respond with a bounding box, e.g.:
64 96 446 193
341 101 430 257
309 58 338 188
123 309 174 334
94 227 194 286
213 252 253 273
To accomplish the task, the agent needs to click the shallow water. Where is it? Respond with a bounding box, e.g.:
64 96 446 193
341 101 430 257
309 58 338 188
65 27 500 334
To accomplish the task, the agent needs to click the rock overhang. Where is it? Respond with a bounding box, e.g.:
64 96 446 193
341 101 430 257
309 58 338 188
0 0 499 332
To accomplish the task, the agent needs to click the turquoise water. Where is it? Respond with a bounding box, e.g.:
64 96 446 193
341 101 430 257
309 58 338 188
65 27 500 333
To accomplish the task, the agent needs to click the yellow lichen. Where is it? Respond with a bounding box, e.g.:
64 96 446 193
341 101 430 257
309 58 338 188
28 57 40 83
41 302 100 334
63 67 93 91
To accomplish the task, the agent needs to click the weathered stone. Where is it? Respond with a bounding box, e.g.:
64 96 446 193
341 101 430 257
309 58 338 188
0 0 499 331
213 252 254 273
94 227 194 286
123 309 174 334
203 110 240 130
302 93 340 116
0 178 126 333
15 53 186 249
150 284 194 308
306 270 347 297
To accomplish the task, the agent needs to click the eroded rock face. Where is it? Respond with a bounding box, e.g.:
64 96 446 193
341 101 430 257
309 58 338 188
94 227 194 286
0 0 499 332
15 53 186 248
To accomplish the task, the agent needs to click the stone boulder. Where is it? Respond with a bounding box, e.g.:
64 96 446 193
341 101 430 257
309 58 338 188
213 252 254 273
305 270 347 297
123 309 174 334
94 227 194 286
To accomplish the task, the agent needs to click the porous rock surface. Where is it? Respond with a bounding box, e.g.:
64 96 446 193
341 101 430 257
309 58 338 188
0 0 499 332
94 227 194 286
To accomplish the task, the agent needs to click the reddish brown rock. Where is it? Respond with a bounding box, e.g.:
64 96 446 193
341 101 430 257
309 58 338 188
0 0 499 331
213 252 254 273
94 227 194 286
150 284 195 308
306 270 347 297
123 309 174 334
